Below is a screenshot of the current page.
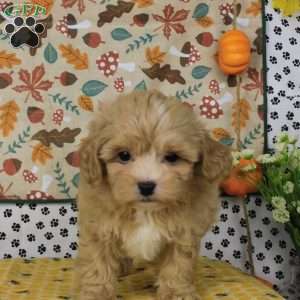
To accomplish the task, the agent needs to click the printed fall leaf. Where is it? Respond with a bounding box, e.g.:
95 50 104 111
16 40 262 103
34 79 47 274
0 51 21 69
12 64 53 102
59 44 89 70
152 4 189 39
146 46 166 65
246 1 261 16
232 98 251 133
32 143 53 165
196 16 214 28
133 0 153 7
242 67 263 100
61 0 85 14
78 95 94 112
0 100 20 137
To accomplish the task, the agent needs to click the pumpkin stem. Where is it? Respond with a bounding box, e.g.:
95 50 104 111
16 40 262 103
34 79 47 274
232 0 237 30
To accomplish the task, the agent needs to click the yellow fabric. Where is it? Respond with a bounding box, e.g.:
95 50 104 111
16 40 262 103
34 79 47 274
0 257 283 300
273 0 300 15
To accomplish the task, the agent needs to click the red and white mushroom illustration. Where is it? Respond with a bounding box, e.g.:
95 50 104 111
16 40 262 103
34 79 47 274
209 79 221 95
199 92 233 119
56 14 91 38
113 77 132 93
96 51 135 77
23 166 39 183
26 175 54 200
219 3 249 27
169 43 200 67
52 109 71 125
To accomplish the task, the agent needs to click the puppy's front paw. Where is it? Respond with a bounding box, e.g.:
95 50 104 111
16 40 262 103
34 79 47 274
157 289 201 300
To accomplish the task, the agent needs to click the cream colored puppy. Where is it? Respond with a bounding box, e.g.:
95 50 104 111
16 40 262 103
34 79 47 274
77 90 232 300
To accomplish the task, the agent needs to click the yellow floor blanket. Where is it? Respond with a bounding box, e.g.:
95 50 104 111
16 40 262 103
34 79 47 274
0 257 282 300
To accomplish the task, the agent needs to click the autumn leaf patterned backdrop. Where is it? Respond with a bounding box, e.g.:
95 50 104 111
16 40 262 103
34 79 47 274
0 0 264 201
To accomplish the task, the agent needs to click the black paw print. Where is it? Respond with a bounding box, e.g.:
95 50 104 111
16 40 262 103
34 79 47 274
283 51 290 60
293 101 300 109
279 240 286 249
11 239 20 248
274 73 281 81
262 217 271 225
11 223 20 232
211 225 220 235
289 37 297 45
205 241 213 250
221 239 230 248
27 234 36 242
256 252 265 261
38 244 46 255
263 266 270 274
240 235 248 244
275 271 284 280
271 96 280 105
69 217 77 225
220 214 228 222
59 207 67 216
240 218 247 228
221 201 229 209
265 240 273 250
274 255 283 264
266 85 274 94
267 124 272 132
3 209 12 218
286 111 294 120
215 250 223 260
233 250 241 259
3 254 12 259
71 202 78 212
265 13 273 21
287 81 295 89
4 16 44 48
274 26 282 35
266 203 273 211
21 214 30 223
41 207 50 215
227 227 235 236
232 205 240 213
270 227 279 236
29 203 37 210
293 59 300 67
36 221 45 230
278 90 286 97
44 232 54 240
274 42 283 50
283 66 290 75
269 56 277 64
292 122 300 130
281 19 289 27
19 249 27 258
69 242 78 250
270 111 279 120
64 253 72 258
51 219 59 227
0 232 6 240
53 244 61 253
296 26 300 33
248 210 256 218
254 230 263 238
254 198 262 206
60 228 69 237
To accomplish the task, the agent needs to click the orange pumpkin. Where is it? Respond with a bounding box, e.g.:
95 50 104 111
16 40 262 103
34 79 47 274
218 30 251 75
221 158 262 197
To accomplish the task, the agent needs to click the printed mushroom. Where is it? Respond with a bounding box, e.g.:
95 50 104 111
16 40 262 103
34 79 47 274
199 96 223 119
26 175 54 200
209 79 220 95
113 77 132 92
23 166 39 183
96 51 135 77
56 14 77 38
52 109 64 125
199 92 233 119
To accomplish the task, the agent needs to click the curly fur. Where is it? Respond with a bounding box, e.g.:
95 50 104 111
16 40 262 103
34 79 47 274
76 90 232 300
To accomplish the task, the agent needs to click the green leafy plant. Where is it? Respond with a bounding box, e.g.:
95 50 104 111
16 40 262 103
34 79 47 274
257 133 300 253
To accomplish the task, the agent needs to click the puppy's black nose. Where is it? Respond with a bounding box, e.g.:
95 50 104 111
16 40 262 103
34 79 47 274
138 181 156 196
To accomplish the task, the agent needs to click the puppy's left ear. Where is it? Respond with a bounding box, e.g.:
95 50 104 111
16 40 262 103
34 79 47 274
201 135 232 182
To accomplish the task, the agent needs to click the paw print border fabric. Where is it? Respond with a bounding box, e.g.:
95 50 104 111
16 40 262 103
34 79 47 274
0 1 264 201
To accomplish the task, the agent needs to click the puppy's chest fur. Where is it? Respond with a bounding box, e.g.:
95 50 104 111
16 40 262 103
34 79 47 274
122 212 166 261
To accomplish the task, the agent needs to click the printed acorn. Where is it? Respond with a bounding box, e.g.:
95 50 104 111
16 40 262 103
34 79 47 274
0 71 13 89
65 151 80 168
169 43 200 67
56 14 78 38
27 107 45 125
0 159 22 176
131 13 149 27
82 32 105 48
196 32 214 47
55 71 78 86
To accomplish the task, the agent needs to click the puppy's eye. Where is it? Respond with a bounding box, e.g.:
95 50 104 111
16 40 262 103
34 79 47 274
118 151 131 163
164 153 180 164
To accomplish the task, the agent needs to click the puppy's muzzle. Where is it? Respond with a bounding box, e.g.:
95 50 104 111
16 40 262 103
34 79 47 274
138 181 156 197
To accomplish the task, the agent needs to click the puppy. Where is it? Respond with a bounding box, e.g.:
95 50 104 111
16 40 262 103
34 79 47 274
77 90 232 300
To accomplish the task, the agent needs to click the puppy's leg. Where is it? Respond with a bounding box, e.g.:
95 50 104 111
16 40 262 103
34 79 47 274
157 243 201 300
77 232 120 300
